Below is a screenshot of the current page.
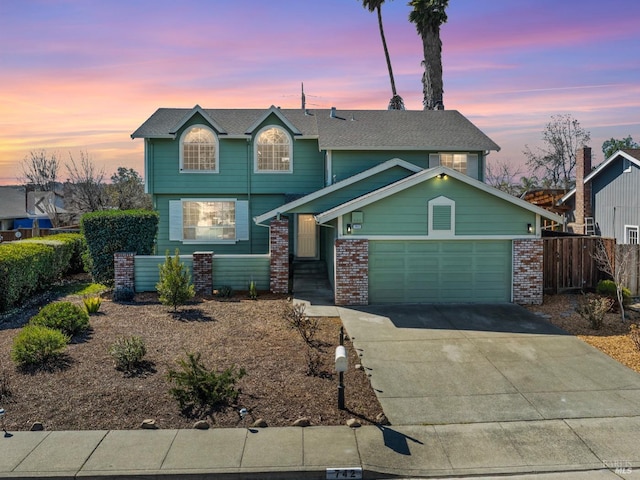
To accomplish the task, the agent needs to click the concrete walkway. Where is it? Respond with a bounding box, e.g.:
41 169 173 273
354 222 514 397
2 302 640 478
1 420 639 478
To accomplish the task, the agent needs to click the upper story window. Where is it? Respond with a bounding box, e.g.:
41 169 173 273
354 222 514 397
625 225 639 244
180 125 218 172
429 153 479 179
255 126 292 173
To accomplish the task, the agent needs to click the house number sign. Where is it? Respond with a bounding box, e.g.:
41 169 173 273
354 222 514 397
326 467 363 479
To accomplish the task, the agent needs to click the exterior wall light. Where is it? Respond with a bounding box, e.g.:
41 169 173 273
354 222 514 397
437 173 447 179
346 223 352 234
527 223 533 234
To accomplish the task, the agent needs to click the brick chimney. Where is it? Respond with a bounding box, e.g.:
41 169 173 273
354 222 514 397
574 146 592 234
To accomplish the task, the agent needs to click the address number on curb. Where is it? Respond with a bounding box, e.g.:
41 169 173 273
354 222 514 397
326 467 363 479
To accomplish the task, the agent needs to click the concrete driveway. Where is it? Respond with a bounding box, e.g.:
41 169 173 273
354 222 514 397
338 304 640 425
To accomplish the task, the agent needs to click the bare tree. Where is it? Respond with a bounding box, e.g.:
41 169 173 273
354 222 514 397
485 159 523 196
65 151 108 214
593 239 633 322
18 150 60 191
523 114 591 189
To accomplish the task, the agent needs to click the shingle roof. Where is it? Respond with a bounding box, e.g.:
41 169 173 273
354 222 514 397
131 106 500 152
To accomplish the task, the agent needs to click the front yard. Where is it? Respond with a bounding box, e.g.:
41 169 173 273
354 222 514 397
0 280 383 431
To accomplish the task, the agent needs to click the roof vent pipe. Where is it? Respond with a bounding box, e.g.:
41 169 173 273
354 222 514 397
330 107 337 118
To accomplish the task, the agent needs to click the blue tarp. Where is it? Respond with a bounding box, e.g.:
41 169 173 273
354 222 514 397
13 218 53 229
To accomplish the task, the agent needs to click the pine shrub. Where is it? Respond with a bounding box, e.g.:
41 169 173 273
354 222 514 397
156 249 195 311
29 301 89 336
11 325 69 367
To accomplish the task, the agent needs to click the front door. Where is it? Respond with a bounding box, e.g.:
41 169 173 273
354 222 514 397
297 214 317 258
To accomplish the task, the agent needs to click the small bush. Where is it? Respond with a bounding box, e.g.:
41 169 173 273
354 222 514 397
248 281 257 300
284 302 319 345
630 324 640 352
217 285 233 298
167 352 246 416
109 336 147 372
83 295 102 314
11 325 69 367
576 294 613 330
29 301 89 336
156 249 195 311
113 286 135 302
596 280 631 305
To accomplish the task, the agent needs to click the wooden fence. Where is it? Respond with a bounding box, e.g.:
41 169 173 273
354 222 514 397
543 237 615 294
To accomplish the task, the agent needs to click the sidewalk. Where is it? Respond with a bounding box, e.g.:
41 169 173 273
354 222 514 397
2 417 639 479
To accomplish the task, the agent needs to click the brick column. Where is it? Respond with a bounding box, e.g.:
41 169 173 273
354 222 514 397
114 252 135 291
512 239 543 305
193 252 213 296
335 239 368 305
270 218 289 293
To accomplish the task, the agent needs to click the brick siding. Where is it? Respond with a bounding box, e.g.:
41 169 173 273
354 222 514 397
193 252 213 296
114 252 135 291
335 239 369 305
270 218 289 293
512 239 543 305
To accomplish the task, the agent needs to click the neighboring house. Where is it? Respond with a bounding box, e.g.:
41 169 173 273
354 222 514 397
131 105 562 305
0 186 61 234
559 148 640 244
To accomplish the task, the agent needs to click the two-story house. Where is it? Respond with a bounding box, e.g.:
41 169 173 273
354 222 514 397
131 105 561 305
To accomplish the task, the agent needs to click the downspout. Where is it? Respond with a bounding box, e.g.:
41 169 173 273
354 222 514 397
247 137 252 253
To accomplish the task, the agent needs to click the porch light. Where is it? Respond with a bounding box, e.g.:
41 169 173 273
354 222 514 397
437 173 447 179
527 223 533 234
346 224 352 234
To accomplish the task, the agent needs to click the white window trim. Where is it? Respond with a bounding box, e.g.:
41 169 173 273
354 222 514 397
428 195 455 238
169 198 249 244
179 124 219 173
625 225 639 244
254 126 293 174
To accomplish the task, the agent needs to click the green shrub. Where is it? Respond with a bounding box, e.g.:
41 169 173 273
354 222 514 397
11 325 69 367
167 352 246 415
217 285 233 298
113 286 135 302
109 336 147 372
29 301 89 336
81 210 158 284
83 295 102 314
576 294 613 330
248 281 257 300
596 280 631 305
156 249 195 311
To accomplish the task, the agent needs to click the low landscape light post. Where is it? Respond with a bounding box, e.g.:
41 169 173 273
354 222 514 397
335 327 348 410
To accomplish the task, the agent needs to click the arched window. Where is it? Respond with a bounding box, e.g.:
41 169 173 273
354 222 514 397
180 125 218 172
255 126 292 172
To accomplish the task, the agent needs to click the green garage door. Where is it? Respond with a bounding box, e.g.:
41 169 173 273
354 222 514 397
369 240 512 304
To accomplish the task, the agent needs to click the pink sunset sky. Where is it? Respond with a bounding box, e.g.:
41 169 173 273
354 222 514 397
1 0 639 185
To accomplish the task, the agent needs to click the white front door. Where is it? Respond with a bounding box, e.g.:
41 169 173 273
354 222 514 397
297 214 317 258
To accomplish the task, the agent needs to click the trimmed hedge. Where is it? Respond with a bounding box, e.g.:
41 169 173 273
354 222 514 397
81 210 158 285
0 233 85 312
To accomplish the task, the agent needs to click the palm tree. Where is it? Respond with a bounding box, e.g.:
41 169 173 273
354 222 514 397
361 0 405 110
408 0 449 110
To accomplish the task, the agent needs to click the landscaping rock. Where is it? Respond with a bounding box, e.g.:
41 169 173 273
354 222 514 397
376 413 390 425
193 420 209 430
140 419 158 429
251 418 268 428
355 364 363 370
30 422 44 431
346 418 361 428
292 417 311 427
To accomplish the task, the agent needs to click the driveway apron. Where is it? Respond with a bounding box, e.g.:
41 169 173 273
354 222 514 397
338 304 640 425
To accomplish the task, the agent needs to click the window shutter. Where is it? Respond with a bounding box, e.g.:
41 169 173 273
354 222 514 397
467 154 479 179
432 205 451 230
236 200 249 241
169 200 183 241
429 153 440 168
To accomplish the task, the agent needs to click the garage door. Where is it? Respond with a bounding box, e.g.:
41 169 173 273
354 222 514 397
369 240 512 304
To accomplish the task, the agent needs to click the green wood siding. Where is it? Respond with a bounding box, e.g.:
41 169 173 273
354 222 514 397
369 240 512 303
134 254 269 292
156 194 285 255
289 166 416 214
345 176 535 236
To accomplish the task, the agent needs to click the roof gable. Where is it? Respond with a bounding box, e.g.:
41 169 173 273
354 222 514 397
244 106 302 135
253 158 422 224
315 166 563 224
559 149 640 203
